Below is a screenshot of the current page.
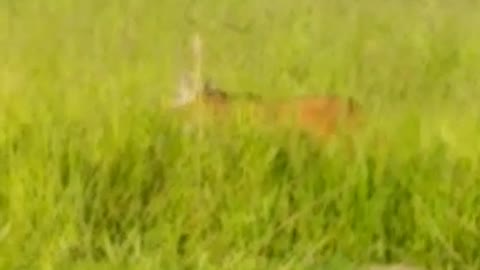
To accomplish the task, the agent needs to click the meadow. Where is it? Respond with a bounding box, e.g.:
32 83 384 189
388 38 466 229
1 0 480 269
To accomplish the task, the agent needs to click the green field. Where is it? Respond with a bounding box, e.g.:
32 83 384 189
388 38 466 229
1 0 480 269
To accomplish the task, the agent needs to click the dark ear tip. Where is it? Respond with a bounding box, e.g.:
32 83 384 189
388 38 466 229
203 78 212 90
347 96 360 112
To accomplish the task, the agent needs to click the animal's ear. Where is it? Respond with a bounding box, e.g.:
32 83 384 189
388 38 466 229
203 78 218 93
201 78 214 93
171 72 196 107
347 96 360 113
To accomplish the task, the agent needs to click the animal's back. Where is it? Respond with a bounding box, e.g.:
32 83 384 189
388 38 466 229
267 95 363 138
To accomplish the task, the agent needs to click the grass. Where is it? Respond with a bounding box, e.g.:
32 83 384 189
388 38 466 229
1 0 480 269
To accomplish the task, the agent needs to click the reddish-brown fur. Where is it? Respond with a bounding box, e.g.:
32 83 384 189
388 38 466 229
274 95 362 139
176 33 362 143
188 83 363 140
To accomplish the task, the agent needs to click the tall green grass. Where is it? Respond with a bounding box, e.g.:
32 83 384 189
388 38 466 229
1 0 480 269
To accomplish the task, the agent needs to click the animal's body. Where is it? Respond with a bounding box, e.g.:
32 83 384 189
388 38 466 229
172 33 363 140
173 80 362 140
265 94 362 139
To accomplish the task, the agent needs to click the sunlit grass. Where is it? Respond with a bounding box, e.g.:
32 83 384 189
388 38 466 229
1 0 480 269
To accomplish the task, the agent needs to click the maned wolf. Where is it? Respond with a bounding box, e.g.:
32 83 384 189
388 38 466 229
171 33 363 140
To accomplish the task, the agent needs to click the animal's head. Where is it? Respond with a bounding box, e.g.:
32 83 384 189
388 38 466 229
171 74 230 109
